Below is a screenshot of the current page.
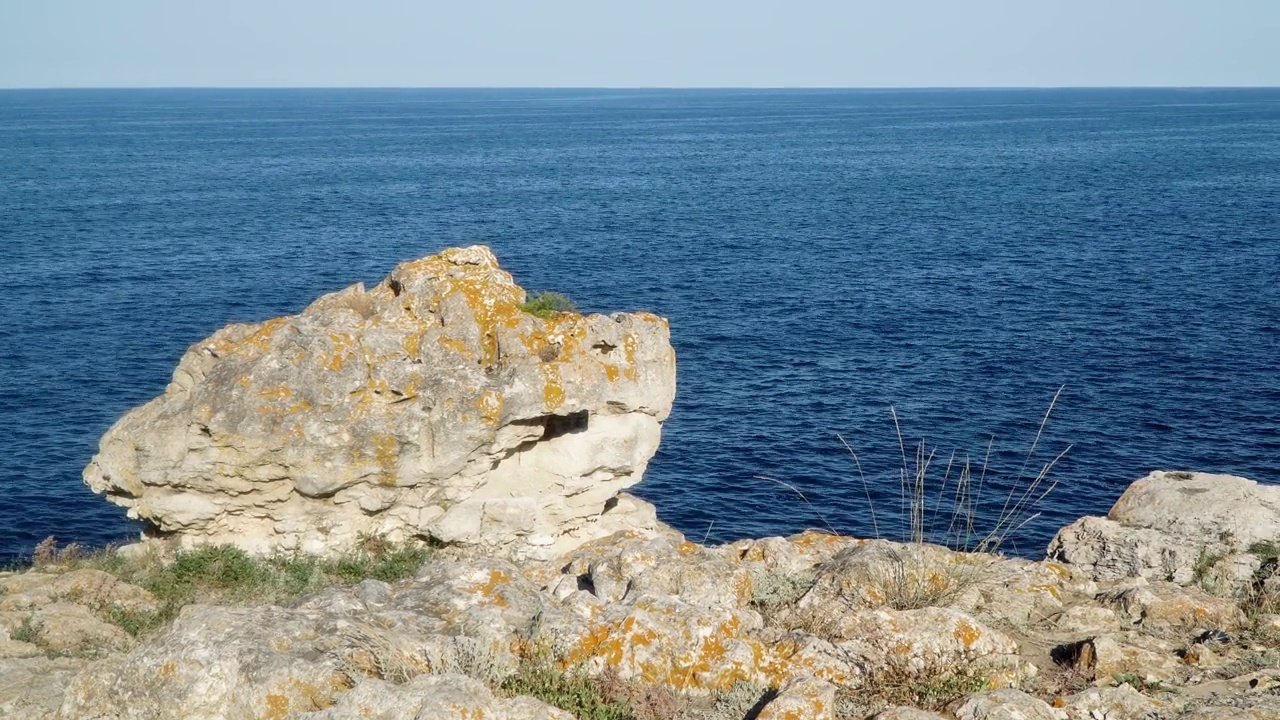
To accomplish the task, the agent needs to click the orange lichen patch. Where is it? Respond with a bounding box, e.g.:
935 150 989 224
203 318 289 360
256 385 313 417
603 364 622 382
371 434 398 469
862 586 888 606
439 275 527 366
401 332 422 358
476 390 503 427
438 336 472 356
678 541 701 556
320 331 359 371
733 573 754 605
758 638 852 687
622 334 639 381
788 531 856 562
261 677 346 719
541 364 565 412
564 623 626 667
158 660 177 678
243 319 288 353
468 568 514 607
257 400 314 417
258 386 293 400
952 619 983 649
1044 562 1072 579
263 694 290 720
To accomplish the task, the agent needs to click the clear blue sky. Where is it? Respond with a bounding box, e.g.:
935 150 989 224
2 0 1277 88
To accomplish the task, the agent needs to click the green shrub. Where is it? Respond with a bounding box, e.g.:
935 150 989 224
519 291 576 319
100 604 165 638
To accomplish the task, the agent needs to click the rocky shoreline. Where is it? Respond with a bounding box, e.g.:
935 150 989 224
2 248 1277 719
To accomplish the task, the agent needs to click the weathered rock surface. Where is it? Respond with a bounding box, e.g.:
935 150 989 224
83 245 677 560
1060 683 1170 720
754 675 837 720
1049 471 1280 590
298 674 576 720
950 689 1065 720
0 656 92 719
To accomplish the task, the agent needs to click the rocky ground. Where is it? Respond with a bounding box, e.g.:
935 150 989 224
2 471 1279 720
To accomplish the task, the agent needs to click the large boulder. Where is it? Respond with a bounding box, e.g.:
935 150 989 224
83 246 677 560
1048 471 1280 589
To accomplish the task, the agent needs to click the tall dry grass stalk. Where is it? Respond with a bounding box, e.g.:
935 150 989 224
760 386 1071 555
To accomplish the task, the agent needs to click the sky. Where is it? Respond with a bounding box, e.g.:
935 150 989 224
2 0 1277 88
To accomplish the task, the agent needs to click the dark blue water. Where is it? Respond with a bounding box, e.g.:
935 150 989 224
2 89 1278 562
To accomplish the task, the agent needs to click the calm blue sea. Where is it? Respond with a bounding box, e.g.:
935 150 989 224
1 89 1278 562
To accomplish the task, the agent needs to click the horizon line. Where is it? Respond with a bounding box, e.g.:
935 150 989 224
3 84 1279 92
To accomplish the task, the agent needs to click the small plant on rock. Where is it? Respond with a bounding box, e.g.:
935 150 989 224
839 660 992 717
11 613 41 645
30 536 87 568
500 645 636 720
519 291 576 319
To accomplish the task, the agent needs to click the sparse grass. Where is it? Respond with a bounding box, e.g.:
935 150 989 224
1249 541 1280 560
837 661 992 717
23 535 434 639
10 613 40 644
1241 556 1280 620
500 646 637 720
1193 546 1225 585
760 387 1071 557
860 545 990 612
519 290 576 319
1108 672 1173 693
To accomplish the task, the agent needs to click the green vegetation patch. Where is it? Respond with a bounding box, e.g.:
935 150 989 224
1248 540 1280 560
519 291 576 319
25 535 433 639
500 656 636 720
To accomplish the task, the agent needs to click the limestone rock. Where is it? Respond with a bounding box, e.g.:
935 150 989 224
1064 634 1182 685
0 569 157 614
0 602 133 656
0 624 41 659
1053 605 1119 634
0 656 92 720
873 708 949 720
567 532 753 608
1060 684 1169 720
298 674 576 720
798 539 990 613
1104 581 1245 633
56 604 351 719
1048 471 1280 589
83 245 677 560
552 593 771 693
824 607 1024 684
755 675 837 720
1177 696 1280 720
951 689 1065 720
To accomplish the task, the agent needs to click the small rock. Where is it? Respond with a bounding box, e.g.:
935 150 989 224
873 707 949 719
951 688 1065 720
1061 683 1168 720
755 675 837 720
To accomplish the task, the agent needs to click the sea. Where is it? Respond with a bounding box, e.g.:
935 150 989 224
1 88 1278 563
